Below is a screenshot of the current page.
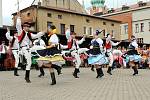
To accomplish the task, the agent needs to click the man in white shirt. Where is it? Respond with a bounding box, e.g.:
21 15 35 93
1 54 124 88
16 15 45 83
6 27 20 76
105 34 121 75
67 32 85 78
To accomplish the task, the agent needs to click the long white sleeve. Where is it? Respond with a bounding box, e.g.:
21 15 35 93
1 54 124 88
60 44 68 49
5 31 13 41
76 37 85 45
16 17 22 35
111 41 119 46
31 32 45 39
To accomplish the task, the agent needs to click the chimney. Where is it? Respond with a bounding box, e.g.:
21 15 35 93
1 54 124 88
122 5 130 10
0 0 2 27
108 8 115 13
138 1 147 7
38 1 42 6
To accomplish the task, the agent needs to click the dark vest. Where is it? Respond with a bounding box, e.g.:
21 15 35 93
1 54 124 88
90 40 101 55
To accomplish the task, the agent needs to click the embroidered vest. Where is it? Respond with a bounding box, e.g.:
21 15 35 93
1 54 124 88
105 41 111 49
18 30 32 44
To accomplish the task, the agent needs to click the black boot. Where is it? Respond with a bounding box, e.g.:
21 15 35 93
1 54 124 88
50 72 56 85
91 65 95 72
73 68 79 78
52 64 62 75
38 67 45 77
14 68 19 76
99 68 104 78
77 68 80 73
107 67 112 75
96 68 100 78
25 70 31 83
132 67 138 76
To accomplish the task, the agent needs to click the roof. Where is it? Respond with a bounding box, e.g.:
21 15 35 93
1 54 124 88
12 5 121 23
100 1 150 17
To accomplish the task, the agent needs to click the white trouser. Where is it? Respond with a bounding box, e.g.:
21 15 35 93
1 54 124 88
71 50 81 69
12 50 19 68
107 52 113 67
77 48 89 54
123 59 126 67
21 47 31 70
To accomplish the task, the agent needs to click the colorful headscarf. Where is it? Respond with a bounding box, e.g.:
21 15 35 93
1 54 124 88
48 27 57 37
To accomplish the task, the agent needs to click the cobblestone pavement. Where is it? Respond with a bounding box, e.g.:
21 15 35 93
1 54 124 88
1 68 150 100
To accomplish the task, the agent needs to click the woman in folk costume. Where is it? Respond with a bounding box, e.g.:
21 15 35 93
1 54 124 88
37 25 65 77
5 27 20 76
16 14 45 83
88 30 108 78
125 35 142 75
66 28 87 78
36 25 65 85
105 34 121 75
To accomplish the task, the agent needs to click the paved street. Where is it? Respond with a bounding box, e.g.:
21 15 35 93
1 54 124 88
0 68 150 100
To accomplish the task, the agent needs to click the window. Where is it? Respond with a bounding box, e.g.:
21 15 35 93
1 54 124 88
60 24 65 34
70 25 75 32
124 25 128 34
135 24 139 33
47 22 53 30
137 38 143 43
111 23 114 26
89 27 93 35
83 27 87 34
103 22 106 25
111 30 115 38
58 15 62 19
27 13 30 17
103 29 106 37
86 19 90 23
149 22 150 31
63 0 65 6
47 13 52 17
56 0 58 5
141 23 144 32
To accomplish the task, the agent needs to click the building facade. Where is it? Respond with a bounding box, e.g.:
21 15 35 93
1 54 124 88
12 5 121 40
98 1 150 44
32 0 87 14
101 12 132 41
132 8 150 44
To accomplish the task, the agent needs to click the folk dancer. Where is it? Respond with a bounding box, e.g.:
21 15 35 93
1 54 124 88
88 30 108 78
36 25 66 85
5 27 20 76
16 15 45 83
66 29 87 78
105 34 121 75
125 35 142 75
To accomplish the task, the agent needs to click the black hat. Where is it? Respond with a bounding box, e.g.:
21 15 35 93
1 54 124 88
106 33 110 38
131 35 136 41
95 30 103 35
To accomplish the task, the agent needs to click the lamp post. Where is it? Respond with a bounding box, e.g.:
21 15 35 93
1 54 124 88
0 0 2 27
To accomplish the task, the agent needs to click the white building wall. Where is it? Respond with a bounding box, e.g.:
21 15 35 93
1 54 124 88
132 20 150 44
120 23 128 40
132 8 150 44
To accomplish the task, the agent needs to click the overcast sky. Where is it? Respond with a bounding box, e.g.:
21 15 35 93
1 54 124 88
2 0 149 25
